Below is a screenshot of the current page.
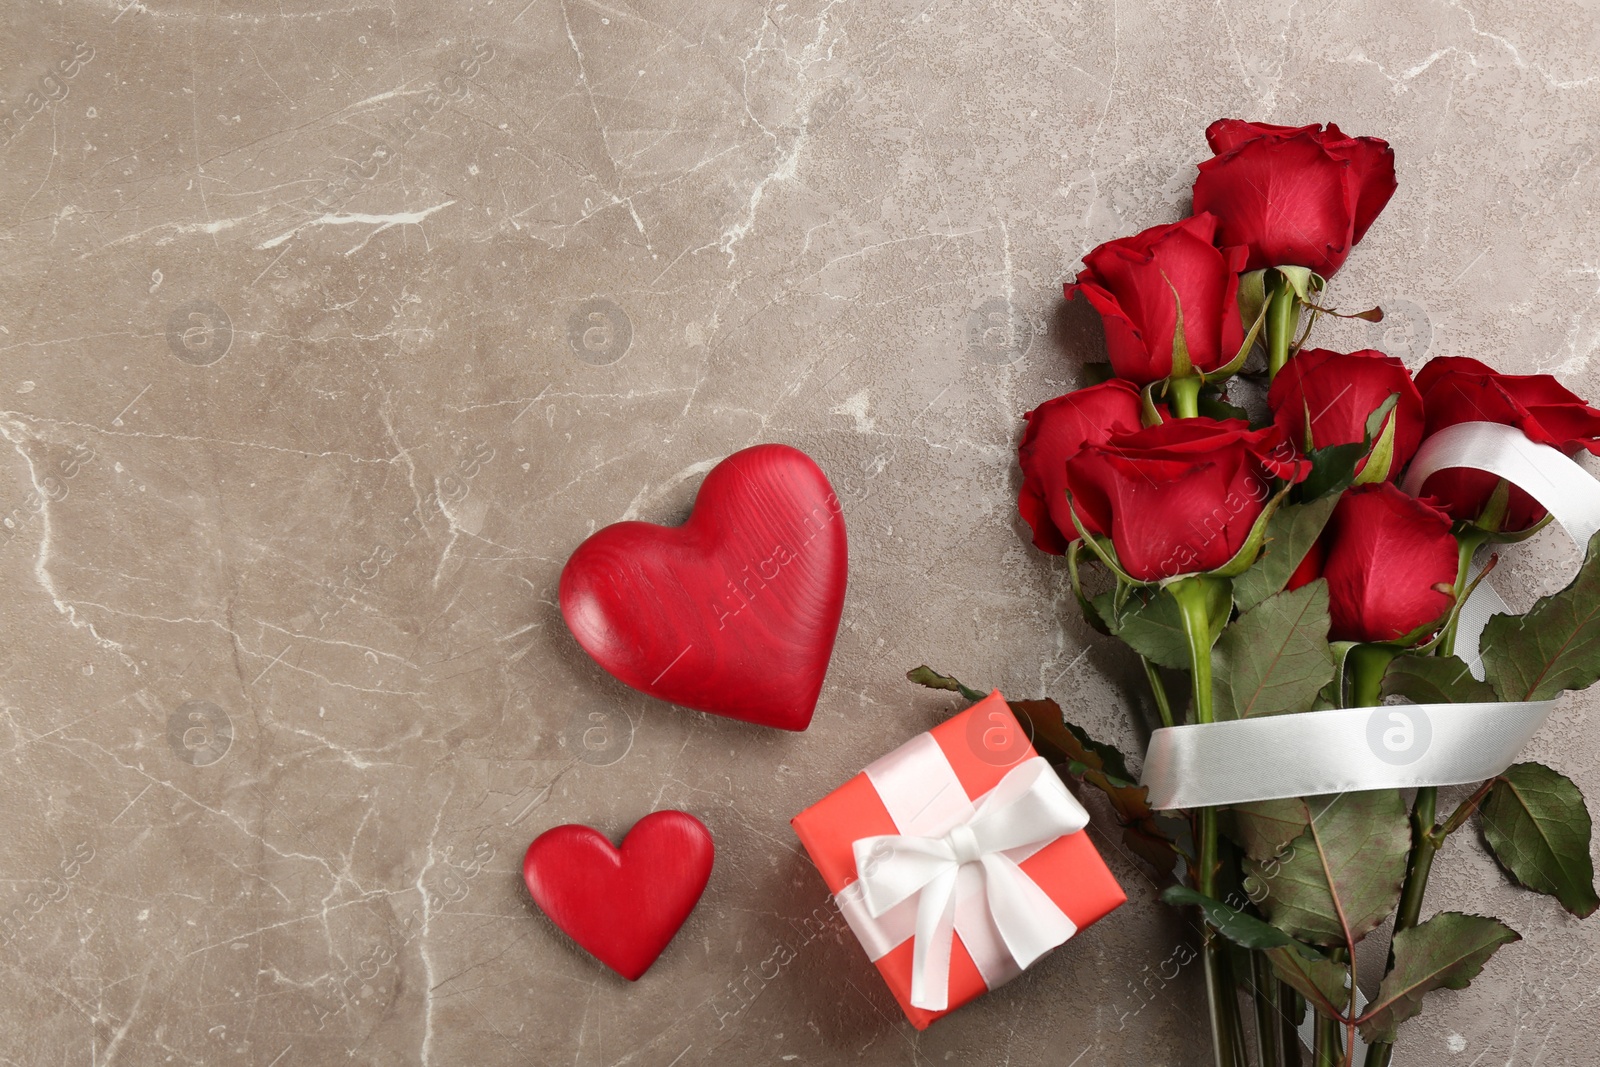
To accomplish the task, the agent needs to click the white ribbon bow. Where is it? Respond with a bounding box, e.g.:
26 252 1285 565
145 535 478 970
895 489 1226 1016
850 757 1088 1011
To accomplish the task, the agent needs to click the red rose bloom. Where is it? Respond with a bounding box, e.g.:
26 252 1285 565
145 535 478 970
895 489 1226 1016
1320 483 1458 643
1064 418 1309 581
1192 120 1397 277
1269 348 1424 478
1067 214 1249 385
1018 380 1148 554
1416 356 1600 530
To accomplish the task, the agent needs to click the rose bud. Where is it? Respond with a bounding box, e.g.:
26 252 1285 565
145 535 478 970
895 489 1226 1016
1066 214 1249 386
1064 418 1309 581
1416 356 1600 531
1321 483 1458 643
1192 120 1397 278
1018 380 1148 554
1268 347 1425 480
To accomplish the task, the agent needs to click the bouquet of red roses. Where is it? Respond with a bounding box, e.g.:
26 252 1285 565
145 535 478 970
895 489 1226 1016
914 120 1600 1066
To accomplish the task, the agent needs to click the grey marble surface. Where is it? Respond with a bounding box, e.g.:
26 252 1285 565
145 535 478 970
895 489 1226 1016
4 0 1600 1063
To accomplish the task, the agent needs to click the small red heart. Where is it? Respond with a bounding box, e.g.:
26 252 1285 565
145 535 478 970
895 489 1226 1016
523 811 715 980
559 444 848 731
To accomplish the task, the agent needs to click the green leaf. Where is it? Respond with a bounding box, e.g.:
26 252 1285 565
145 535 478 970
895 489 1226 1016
1214 268 1269 377
1207 488 1290 578
1232 494 1340 613
1237 268 1268 333
1165 276 1193 379
1315 640 1358 709
1265 945 1349 1021
1244 790 1411 946
1008 698 1135 786
1063 499 1146 587
906 665 987 703
1276 265 1317 302
1299 442 1368 501
1352 399 1399 485
1297 393 1399 502
1009 696 1182 876
1481 762 1600 918
1197 391 1250 422
1162 886 1309 951
1357 913 1520 1043
1481 531 1600 701
1092 587 1192 670
1139 381 1165 426
1381 653 1497 704
1225 798 1312 862
1213 580 1336 720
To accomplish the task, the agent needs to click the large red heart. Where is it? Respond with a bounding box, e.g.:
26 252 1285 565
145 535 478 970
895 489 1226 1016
559 443 848 731
523 810 714 980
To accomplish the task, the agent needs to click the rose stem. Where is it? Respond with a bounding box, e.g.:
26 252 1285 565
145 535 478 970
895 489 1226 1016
1363 530 1486 1067
1436 530 1489 658
1265 274 1299 381
1281 986 1305 1066
1169 374 1203 420
1251 950 1283 1067
1313 1010 1340 1067
1140 655 1175 729
1169 576 1241 1067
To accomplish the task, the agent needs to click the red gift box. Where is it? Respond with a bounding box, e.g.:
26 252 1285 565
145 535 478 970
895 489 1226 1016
791 690 1126 1029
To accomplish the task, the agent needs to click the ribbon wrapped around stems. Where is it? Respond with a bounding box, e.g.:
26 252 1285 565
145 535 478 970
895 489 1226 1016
1141 421 1600 811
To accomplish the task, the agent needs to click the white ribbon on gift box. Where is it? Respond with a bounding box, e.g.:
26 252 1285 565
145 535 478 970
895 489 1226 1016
1140 421 1600 811
834 734 1089 1012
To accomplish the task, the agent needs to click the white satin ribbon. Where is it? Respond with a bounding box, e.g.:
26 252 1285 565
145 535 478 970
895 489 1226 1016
1141 421 1600 811
1403 422 1600 675
839 737 1088 1011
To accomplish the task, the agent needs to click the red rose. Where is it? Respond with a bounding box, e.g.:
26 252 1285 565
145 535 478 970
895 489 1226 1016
1284 535 1326 592
1268 348 1424 478
1018 380 1148 554
1416 356 1600 530
1067 214 1249 385
1192 120 1397 277
1064 418 1308 581
1320 483 1458 643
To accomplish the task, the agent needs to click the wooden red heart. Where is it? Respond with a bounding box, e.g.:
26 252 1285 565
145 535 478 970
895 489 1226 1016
523 810 714 980
559 443 848 731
